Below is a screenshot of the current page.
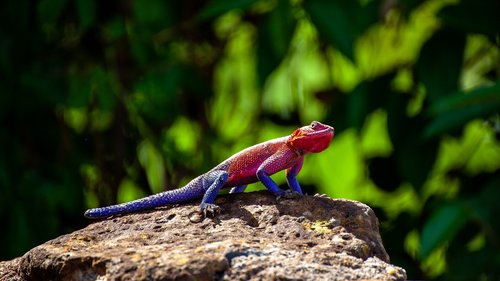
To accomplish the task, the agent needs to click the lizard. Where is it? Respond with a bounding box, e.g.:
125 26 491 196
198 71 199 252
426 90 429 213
84 121 334 218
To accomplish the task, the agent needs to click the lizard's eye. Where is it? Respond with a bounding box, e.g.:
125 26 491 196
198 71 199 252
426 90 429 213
310 121 318 129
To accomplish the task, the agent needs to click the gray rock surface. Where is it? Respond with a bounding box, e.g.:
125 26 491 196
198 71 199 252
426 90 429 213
0 191 406 280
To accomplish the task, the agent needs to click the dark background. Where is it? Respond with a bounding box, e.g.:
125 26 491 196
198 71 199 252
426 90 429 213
1 0 499 280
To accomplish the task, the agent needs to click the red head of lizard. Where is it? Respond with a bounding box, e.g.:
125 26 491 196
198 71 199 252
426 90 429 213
286 121 334 154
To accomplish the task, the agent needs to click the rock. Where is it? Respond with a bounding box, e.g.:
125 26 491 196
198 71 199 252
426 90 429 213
0 191 406 280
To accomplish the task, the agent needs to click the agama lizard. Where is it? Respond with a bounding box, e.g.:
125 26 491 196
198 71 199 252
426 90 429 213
84 121 334 218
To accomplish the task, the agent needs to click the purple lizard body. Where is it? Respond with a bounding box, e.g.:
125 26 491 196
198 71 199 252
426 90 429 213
84 121 334 218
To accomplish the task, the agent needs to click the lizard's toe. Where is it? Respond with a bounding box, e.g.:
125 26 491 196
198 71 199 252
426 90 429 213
199 203 222 216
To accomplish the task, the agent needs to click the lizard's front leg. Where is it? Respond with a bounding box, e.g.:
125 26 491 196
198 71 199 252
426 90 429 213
256 152 292 198
199 170 229 215
286 158 304 195
256 168 288 197
256 151 303 198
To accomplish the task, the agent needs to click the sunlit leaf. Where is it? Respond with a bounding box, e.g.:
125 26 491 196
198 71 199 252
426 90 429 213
117 178 147 203
166 117 200 155
63 108 88 133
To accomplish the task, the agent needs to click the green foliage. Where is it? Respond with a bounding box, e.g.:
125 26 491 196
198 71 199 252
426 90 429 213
304 0 379 61
1 0 499 279
420 200 472 259
416 29 465 103
257 0 296 86
425 82 500 138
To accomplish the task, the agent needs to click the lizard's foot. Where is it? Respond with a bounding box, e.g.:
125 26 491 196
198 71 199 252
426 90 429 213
199 203 222 216
276 190 303 200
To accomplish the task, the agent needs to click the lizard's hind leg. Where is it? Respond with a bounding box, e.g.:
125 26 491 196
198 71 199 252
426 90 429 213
199 170 229 215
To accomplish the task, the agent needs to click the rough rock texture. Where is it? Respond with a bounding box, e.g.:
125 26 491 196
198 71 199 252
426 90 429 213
0 191 406 281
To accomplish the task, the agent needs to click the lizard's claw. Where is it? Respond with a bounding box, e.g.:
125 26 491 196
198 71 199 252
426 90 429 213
199 203 222 217
276 190 303 200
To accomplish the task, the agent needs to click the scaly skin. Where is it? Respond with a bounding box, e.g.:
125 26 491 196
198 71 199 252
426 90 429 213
84 121 334 218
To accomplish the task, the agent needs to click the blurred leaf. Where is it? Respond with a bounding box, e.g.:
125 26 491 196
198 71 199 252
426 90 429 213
397 0 425 19
129 36 150 66
138 140 166 194
63 108 88 133
324 88 350 133
425 81 500 138
89 110 113 132
471 174 500 229
198 0 257 21
257 0 296 85
439 0 500 40
416 29 465 103
447 246 497 281
379 211 423 277
347 72 395 129
368 156 402 192
117 178 147 203
91 67 117 111
429 81 500 114
446 221 481 258
76 0 96 30
133 0 173 29
166 117 200 155
103 18 126 41
304 0 379 61
181 65 213 99
387 94 438 188
420 200 471 259
443 176 500 280
38 0 66 25
21 64 65 106
68 68 92 107
326 73 395 133
133 67 182 123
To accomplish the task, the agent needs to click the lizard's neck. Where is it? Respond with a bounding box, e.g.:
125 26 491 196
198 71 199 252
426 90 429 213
285 138 304 156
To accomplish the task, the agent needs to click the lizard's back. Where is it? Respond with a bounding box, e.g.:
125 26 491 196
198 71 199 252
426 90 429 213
213 136 289 187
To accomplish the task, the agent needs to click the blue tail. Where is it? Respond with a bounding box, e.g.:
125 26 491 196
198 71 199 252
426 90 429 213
84 184 205 219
